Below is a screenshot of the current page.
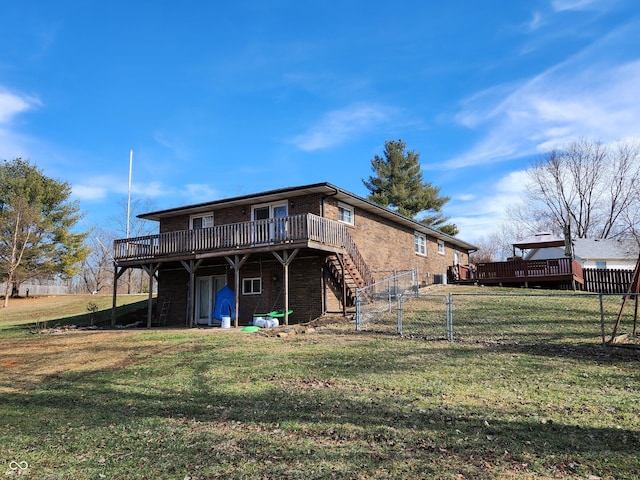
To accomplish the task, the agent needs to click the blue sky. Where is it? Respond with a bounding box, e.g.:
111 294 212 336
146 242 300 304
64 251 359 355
1 0 639 243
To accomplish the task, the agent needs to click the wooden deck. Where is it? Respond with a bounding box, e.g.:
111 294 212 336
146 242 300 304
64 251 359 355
113 213 374 285
450 258 584 288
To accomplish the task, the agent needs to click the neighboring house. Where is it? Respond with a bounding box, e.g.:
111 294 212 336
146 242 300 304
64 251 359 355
526 237 640 270
112 182 476 327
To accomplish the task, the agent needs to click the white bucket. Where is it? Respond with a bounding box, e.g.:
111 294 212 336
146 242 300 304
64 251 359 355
221 316 231 329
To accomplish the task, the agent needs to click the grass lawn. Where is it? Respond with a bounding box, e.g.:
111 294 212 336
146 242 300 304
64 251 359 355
0 294 639 479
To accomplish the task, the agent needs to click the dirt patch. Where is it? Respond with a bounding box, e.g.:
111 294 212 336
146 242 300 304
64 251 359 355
256 313 353 338
0 330 182 393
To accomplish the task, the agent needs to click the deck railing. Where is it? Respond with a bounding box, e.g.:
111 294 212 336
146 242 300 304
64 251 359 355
114 213 369 281
474 258 583 283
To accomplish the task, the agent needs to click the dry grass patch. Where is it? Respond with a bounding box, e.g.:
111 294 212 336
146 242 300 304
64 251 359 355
1 296 639 479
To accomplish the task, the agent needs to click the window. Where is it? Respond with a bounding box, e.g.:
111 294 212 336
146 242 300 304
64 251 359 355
595 261 607 269
191 213 214 230
414 232 426 256
242 277 262 295
338 202 354 225
251 201 288 243
437 239 445 255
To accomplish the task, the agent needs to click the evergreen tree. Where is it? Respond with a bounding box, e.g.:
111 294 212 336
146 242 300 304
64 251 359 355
0 158 90 307
362 139 457 234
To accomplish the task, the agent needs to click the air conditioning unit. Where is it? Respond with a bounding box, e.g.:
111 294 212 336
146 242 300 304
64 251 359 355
433 273 447 285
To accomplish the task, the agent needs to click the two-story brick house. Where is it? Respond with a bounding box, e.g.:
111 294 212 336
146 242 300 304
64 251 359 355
112 182 476 327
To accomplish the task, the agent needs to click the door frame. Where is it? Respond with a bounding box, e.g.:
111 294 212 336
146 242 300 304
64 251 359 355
251 201 288 244
195 274 227 325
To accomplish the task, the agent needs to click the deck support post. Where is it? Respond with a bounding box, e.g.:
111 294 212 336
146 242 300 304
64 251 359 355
111 265 128 328
225 254 250 328
141 263 160 328
273 249 300 326
180 259 203 328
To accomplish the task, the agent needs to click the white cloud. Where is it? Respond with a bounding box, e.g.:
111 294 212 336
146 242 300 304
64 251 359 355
0 90 36 124
72 184 109 201
291 103 397 151
450 170 530 242
551 0 605 12
442 22 640 170
182 183 219 201
527 11 547 32
0 89 40 159
132 181 170 198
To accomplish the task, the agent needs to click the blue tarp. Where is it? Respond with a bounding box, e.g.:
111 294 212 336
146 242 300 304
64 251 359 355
211 285 235 320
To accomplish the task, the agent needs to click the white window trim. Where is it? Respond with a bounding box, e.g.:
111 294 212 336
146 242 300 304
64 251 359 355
251 200 288 220
242 277 262 295
415 232 427 256
337 202 355 226
190 212 214 230
437 239 445 255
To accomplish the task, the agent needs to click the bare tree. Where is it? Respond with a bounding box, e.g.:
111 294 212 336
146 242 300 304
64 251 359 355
74 198 156 295
111 198 156 294
79 230 116 294
469 235 500 263
518 138 640 239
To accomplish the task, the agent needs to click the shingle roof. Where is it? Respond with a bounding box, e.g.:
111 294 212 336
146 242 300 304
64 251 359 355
574 238 640 261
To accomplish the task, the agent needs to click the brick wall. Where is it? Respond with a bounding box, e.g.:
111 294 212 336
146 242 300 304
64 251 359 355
153 190 472 326
157 255 325 326
323 197 469 286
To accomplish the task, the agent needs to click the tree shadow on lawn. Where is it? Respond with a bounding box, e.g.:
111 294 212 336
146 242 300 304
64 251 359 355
0 299 151 336
2 342 639 478
339 326 640 366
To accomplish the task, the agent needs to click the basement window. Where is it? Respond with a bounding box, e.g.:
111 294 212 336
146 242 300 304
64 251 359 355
242 277 262 295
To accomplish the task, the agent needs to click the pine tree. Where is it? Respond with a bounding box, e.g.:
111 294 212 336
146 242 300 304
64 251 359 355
362 140 457 234
0 158 90 307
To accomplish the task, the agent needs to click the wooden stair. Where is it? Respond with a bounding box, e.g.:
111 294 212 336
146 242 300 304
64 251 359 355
323 248 374 307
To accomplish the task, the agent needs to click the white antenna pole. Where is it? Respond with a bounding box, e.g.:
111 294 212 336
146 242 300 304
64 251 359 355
126 149 133 238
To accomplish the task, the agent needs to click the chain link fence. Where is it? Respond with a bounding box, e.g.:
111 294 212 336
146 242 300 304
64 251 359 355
357 286 640 349
355 270 418 333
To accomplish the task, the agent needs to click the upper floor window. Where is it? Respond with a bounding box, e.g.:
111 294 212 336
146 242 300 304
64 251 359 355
437 239 445 255
191 213 214 230
415 232 427 256
595 261 607 269
338 202 354 225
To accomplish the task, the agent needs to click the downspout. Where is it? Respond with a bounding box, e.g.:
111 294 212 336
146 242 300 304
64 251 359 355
321 186 340 313
320 186 339 217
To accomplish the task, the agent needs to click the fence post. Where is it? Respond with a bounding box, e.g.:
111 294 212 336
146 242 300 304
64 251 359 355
447 293 454 342
397 293 403 335
355 289 361 331
599 293 606 349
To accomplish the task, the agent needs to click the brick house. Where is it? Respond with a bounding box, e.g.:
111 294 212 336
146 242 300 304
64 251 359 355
112 182 476 327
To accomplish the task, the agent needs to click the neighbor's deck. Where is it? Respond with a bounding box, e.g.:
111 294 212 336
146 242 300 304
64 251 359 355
451 258 584 288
